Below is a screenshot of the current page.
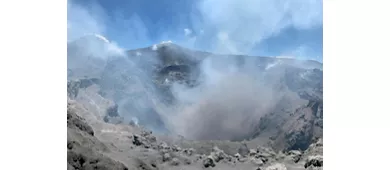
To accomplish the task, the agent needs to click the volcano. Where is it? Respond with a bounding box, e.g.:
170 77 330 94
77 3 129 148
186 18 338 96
67 37 323 170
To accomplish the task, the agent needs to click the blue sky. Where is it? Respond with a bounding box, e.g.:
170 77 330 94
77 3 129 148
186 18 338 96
68 0 323 61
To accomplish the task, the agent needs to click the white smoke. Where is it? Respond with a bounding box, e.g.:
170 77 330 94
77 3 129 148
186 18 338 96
67 0 125 59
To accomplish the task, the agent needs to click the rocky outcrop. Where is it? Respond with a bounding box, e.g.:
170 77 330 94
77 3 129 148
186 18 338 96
103 104 124 125
67 141 128 170
67 107 94 136
304 155 323 168
67 104 128 170
270 100 323 151
67 78 99 98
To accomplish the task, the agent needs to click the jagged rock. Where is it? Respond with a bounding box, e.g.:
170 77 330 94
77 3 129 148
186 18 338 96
224 156 234 163
272 101 323 151
170 158 180 166
238 157 249 163
257 147 276 157
157 142 173 154
182 148 195 156
264 163 287 170
275 151 286 161
210 146 228 162
106 104 119 117
132 134 148 147
162 153 171 162
250 157 264 166
287 150 302 163
303 138 323 166
141 130 157 144
148 138 157 147
307 138 323 151
238 143 250 156
103 103 125 124
195 154 205 162
203 155 216 168
67 108 94 136
258 156 268 164
304 155 323 168
67 150 128 170
103 115 124 124
67 135 127 170
249 149 258 157
172 145 182 152
67 81 80 98
158 142 170 150
132 135 142 146
251 147 277 164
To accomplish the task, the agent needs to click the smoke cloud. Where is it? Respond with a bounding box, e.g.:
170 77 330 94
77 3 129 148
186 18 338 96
169 71 281 140
67 0 125 59
67 0 127 79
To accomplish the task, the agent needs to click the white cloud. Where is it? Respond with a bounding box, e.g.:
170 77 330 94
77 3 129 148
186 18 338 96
215 31 239 54
184 28 193 37
67 0 105 42
194 0 323 54
67 0 125 58
281 45 315 60
160 40 173 44
150 40 173 50
151 44 158 51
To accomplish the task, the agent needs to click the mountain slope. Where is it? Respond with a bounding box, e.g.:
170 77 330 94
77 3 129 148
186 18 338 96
67 37 323 169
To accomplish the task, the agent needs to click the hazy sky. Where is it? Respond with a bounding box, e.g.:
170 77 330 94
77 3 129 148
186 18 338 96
68 0 323 61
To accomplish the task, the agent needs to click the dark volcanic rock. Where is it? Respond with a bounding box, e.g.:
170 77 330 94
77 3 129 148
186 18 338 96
67 102 127 170
103 103 125 124
67 107 94 136
203 156 216 168
270 100 323 151
106 104 119 117
304 155 323 168
67 142 128 170
238 143 250 156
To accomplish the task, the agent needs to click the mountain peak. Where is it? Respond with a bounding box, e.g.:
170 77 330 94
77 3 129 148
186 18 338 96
151 40 174 50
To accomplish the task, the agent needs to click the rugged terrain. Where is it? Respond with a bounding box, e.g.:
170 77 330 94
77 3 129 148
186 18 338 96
67 35 323 170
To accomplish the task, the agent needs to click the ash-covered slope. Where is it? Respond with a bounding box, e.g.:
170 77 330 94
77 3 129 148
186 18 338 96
67 97 323 170
67 37 323 154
